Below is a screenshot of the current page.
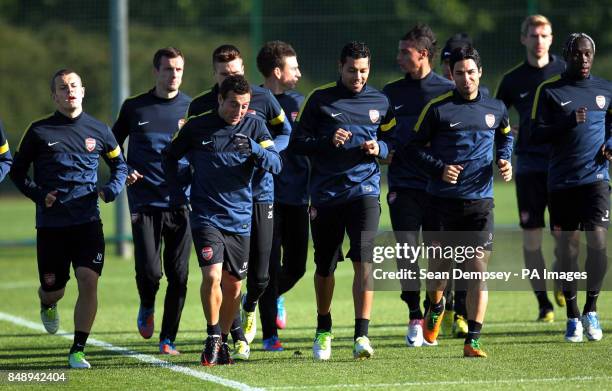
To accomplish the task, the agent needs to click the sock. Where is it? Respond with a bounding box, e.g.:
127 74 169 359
583 291 600 314
243 297 257 313
40 302 54 310
70 331 89 354
564 291 580 319
465 320 482 344
206 323 221 336
535 291 553 309
221 333 228 343
317 312 332 332
230 317 247 342
431 297 444 314
402 292 423 319
354 318 370 340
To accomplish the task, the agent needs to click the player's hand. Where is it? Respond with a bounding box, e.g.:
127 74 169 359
497 159 512 182
232 133 253 156
98 191 106 202
362 140 380 156
442 164 463 184
333 128 352 147
575 106 587 124
601 145 612 162
126 170 144 186
44 190 58 208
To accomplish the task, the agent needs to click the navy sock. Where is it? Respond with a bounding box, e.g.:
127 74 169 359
583 291 600 314
354 318 370 340
465 320 482 344
206 323 221 336
317 312 332 332
70 331 89 354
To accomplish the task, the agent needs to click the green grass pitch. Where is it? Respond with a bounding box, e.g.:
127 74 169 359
0 182 611 390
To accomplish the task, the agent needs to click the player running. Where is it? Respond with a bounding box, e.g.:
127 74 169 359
531 33 611 343
112 47 192 354
10 69 127 368
406 46 513 357
496 15 566 322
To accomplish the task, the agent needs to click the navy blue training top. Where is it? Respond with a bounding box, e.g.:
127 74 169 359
112 89 191 212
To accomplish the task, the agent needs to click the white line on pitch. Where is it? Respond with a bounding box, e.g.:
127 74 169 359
266 375 612 390
0 311 263 391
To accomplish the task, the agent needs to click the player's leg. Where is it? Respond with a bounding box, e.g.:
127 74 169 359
462 199 493 358
310 204 344 360
131 211 163 339
277 203 309 330
158 208 191 354
258 203 283 351
241 203 273 343
517 173 554 321
549 187 583 342
36 226 68 335
70 221 105 369
388 190 425 346
346 197 380 359
581 181 609 341
193 227 226 365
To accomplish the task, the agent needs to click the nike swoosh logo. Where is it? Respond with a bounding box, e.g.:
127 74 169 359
138 121 149 126
602 217 609 222
394 105 404 110
331 113 342 118
48 142 60 146
202 140 213 145
450 122 462 128
561 101 572 106
519 92 529 98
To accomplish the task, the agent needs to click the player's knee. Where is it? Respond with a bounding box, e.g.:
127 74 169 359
201 266 222 287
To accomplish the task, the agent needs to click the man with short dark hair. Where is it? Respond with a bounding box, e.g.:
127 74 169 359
291 41 396 361
256 40 308 351
165 74 281 366
187 44 292 360
531 32 611 343
406 46 513 358
382 24 454 348
10 69 127 368
112 47 192 355
496 15 566 322
0 119 12 182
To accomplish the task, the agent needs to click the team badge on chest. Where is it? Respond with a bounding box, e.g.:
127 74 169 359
485 114 495 128
85 137 96 152
596 95 606 109
369 109 380 124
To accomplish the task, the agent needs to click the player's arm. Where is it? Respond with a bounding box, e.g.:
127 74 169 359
495 106 513 182
9 126 47 203
601 106 612 161
111 101 143 185
404 104 446 178
369 104 397 161
233 121 282 175
0 121 12 182
266 92 291 152
163 122 193 206
99 127 128 203
290 93 334 155
530 85 578 144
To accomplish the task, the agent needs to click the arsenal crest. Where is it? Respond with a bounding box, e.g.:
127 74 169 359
369 109 380 124
85 137 96 152
291 111 299 122
596 95 606 109
485 114 495 128
178 118 186 129
309 206 317 221
201 246 213 261
387 192 397 205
